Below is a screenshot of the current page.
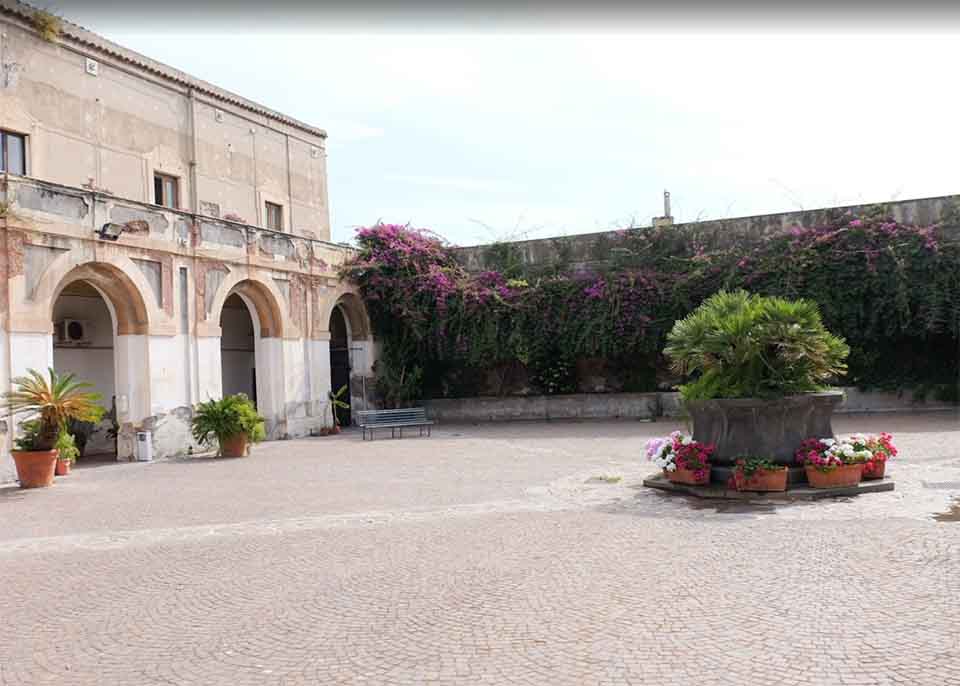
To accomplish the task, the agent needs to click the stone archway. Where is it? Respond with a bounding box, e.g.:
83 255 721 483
324 292 374 422
328 304 352 425
209 278 286 432
48 261 152 431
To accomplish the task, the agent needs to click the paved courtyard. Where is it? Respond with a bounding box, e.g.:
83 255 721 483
2 412 960 686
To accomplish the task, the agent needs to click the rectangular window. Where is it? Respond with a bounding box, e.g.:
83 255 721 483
153 172 179 208
265 201 283 231
1 130 26 175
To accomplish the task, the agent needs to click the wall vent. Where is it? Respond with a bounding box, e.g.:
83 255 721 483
85 58 99 76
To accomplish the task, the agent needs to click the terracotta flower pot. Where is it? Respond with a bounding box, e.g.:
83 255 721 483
862 461 886 480
740 467 788 492
55 458 72 476
805 463 863 488
12 450 58 488
666 467 711 486
220 434 249 458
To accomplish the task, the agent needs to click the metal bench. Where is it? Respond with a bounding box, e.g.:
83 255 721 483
355 408 434 441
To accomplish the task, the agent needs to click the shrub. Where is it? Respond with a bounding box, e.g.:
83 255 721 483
32 9 61 42
191 394 266 453
2 369 103 451
54 430 80 464
342 214 957 400
664 290 849 400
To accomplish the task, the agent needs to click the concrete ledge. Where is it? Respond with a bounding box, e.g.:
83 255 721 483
642 472 895 500
424 389 956 423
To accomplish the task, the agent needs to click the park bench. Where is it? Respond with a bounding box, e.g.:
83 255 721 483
355 408 434 440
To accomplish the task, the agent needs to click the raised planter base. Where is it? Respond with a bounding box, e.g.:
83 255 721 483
643 472 895 500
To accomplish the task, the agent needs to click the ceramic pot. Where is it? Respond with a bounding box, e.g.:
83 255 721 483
220 434 249 458
666 467 710 486
55 458 72 476
12 450 58 488
739 467 788 492
861 461 886 480
805 463 862 488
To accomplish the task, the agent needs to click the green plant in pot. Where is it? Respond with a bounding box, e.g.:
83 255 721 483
3 368 103 488
327 384 350 434
664 290 850 475
191 393 266 457
54 429 80 476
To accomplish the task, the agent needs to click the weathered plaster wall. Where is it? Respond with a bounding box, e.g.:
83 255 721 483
454 194 960 273
0 14 330 240
1 171 372 478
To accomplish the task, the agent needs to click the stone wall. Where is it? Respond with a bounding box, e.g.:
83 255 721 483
454 194 960 273
424 388 959 424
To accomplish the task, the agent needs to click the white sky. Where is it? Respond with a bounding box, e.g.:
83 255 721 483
61 9 960 245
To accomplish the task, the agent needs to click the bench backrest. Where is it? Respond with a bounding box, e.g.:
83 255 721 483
356 408 428 426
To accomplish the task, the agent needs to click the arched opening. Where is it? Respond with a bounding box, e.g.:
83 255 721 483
329 305 351 426
220 292 257 406
51 282 119 460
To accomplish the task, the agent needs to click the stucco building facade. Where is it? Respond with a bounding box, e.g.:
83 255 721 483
0 2 375 480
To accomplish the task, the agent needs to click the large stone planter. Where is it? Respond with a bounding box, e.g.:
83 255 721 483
686 392 844 483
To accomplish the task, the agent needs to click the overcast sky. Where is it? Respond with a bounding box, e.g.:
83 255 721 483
61 3 960 245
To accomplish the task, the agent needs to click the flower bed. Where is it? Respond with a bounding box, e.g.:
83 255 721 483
795 433 897 487
646 432 715 485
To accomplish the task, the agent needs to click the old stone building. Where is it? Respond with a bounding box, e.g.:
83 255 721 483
0 2 375 479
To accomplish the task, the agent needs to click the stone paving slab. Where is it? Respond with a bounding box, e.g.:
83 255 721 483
0 412 958 685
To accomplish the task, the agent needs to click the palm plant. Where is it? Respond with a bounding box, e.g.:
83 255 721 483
328 384 350 429
2 368 103 451
664 290 849 401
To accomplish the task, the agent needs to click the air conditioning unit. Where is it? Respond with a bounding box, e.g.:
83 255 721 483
55 319 92 346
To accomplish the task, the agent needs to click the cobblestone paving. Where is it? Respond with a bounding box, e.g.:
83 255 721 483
2 413 960 685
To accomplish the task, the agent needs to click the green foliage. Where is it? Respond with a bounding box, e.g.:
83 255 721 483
191 394 266 451
3 368 103 451
665 291 849 400
735 457 784 478
328 384 350 427
54 429 79 464
343 214 959 400
66 417 98 457
13 420 41 452
374 341 424 408
31 9 61 42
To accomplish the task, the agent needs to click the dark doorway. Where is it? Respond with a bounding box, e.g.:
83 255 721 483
329 305 351 426
220 293 257 407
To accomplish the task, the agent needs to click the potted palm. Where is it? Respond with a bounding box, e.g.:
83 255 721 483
191 393 266 457
3 369 103 488
664 290 849 485
328 384 350 434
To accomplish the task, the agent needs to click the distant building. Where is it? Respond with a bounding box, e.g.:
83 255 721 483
0 1 375 476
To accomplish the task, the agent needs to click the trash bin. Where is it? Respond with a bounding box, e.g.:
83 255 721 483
136 431 153 462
